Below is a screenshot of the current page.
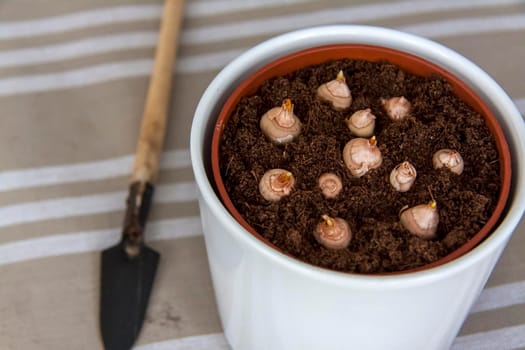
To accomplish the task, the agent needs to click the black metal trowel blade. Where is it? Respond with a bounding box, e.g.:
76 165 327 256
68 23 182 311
100 242 159 350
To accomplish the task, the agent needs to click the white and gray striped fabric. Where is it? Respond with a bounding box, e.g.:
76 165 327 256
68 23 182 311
1 1 524 349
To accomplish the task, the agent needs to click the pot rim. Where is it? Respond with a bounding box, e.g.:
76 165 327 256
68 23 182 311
190 25 525 288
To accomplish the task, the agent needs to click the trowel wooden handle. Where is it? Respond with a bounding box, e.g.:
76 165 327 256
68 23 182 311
132 0 185 184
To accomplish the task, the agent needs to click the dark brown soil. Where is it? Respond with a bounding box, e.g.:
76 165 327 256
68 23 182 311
218 59 501 274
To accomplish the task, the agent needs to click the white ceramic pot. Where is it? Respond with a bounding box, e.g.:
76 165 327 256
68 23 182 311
190 26 525 350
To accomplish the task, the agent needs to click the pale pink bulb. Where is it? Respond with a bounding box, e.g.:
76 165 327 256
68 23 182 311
400 201 439 239
260 98 301 144
346 108 376 137
390 161 417 192
382 96 411 121
317 70 352 110
314 215 352 249
259 169 295 202
318 173 343 198
342 136 383 177
432 149 464 175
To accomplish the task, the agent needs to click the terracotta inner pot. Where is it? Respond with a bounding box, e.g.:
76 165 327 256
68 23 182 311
211 44 511 274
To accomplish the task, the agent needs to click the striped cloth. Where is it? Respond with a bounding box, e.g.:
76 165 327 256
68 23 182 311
1 1 524 349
